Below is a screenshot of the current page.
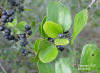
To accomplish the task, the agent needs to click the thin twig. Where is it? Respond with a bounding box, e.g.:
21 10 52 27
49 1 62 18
87 0 97 9
0 62 7 73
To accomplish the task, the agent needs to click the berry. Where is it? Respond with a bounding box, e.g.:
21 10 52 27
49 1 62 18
18 6 24 12
0 25 5 31
4 28 11 34
64 31 69 34
26 30 32 35
8 35 15 40
4 32 10 36
1 15 8 22
58 33 64 38
17 33 26 39
2 10 7 15
48 37 54 42
20 33 26 39
57 45 64 51
20 39 28 47
7 10 15 16
21 48 27 56
25 24 31 31
8 17 13 22
11 1 19 6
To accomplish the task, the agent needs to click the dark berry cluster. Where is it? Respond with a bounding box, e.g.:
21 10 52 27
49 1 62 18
57 31 72 51
0 7 32 56
25 24 32 35
47 31 72 51
1 9 14 24
0 25 18 41
58 31 72 40
0 8 18 41
21 48 31 56
17 24 32 56
8 0 24 12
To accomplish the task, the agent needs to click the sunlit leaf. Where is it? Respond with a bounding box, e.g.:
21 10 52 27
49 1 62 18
43 21 63 38
72 9 88 44
39 40 58 63
54 38 69 45
47 2 72 31
80 44 100 72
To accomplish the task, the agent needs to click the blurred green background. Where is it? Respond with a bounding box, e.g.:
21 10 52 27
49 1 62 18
0 0 100 73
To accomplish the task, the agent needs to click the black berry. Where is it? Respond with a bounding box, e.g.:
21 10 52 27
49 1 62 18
18 6 24 12
17 33 26 39
7 10 15 16
57 45 64 51
4 28 11 34
58 33 64 38
7 35 15 40
11 1 19 6
21 48 27 56
25 24 31 31
20 33 26 39
0 25 5 31
8 17 13 22
26 30 32 35
2 10 7 15
1 15 8 22
64 31 69 34
48 37 54 42
20 39 28 47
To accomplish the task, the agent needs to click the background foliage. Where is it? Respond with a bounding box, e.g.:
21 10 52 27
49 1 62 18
0 0 100 73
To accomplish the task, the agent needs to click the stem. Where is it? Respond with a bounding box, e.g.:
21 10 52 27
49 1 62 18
0 62 7 73
87 0 97 9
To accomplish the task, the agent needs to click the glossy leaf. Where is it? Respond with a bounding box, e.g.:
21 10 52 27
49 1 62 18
47 2 72 31
80 44 100 72
55 58 72 73
39 16 48 37
39 40 58 63
37 61 55 73
43 21 63 38
54 38 69 45
72 9 88 43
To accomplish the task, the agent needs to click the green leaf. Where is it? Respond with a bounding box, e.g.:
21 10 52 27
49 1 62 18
97 70 100 73
14 28 20 34
80 44 100 72
16 21 27 31
7 19 17 27
37 61 55 73
43 21 63 38
34 39 42 54
54 38 69 45
39 16 48 37
55 58 72 73
72 9 88 43
39 40 58 63
47 2 72 31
